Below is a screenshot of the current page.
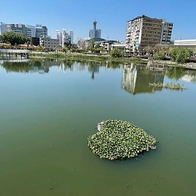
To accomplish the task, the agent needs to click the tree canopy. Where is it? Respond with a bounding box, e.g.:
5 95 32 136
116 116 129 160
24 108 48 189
169 47 193 63
110 48 123 57
153 51 165 60
0 31 28 46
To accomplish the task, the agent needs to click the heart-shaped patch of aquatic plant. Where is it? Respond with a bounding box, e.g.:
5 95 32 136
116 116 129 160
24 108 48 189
87 119 157 160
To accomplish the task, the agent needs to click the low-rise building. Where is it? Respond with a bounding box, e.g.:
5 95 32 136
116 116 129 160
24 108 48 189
40 37 59 49
30 37 40 46
111 43 126 51
174 39 196 47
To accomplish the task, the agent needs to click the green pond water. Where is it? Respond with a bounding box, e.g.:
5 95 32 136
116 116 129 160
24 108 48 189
0 60 196 196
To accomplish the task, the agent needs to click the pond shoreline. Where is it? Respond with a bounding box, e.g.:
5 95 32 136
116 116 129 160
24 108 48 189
28 51 196 70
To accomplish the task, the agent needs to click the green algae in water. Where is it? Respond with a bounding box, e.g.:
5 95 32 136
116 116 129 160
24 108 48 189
87 119 157 160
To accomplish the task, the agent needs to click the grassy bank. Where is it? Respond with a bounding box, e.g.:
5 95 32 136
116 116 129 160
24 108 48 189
29 51 196 70
29 51 147 65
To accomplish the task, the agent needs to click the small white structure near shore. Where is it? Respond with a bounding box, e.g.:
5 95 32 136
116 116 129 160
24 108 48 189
0 49 30 59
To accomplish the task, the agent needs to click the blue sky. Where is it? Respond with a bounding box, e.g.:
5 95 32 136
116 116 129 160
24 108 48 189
1 0 196 42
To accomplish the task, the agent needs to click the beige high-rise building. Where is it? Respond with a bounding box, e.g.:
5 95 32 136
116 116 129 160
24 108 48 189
126 15 163 52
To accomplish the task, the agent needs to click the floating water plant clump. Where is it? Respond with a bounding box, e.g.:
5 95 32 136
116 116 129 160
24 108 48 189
87 119 157 160
149 82 186 90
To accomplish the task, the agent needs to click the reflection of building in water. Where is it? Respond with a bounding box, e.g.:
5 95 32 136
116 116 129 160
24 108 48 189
77 63 86 71
88 65 99 80
56 62 97 73
122 64 164 95
55 62 99 79
57 62 74 72
122 64 137 93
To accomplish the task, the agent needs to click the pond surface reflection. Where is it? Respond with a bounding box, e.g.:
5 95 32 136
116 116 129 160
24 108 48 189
0 60 196 196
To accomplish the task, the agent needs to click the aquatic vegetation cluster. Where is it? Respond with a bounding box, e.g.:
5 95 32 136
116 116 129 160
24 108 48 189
87 119 157 160
149 82 186 90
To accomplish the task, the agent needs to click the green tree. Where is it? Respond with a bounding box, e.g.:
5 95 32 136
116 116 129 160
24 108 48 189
144 45 153 53
94 43 100 49
94 43 102 54
70 44 78 52
0 31 28 46
153 51 165 60
64 41 72 51
170 47 193 63
110 48 123 58
88 39 95 53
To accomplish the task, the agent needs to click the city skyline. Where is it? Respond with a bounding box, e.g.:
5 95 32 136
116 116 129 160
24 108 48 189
0 0 196 42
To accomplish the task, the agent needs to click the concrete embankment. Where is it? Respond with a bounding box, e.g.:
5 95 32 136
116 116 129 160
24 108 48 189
154 60 196 70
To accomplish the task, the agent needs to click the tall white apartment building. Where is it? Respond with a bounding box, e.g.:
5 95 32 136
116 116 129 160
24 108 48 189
62 29 71 47
69 29 74 44
56 29 72 47
56 30 62 45
126 16 143 52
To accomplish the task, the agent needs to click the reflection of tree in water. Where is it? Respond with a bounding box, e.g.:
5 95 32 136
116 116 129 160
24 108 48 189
33 60 41 67
63 60 75 68
108 61 121 69
78 61 86 66
2 60 51 73
30 60 50 73
166 67 186 80
2 61 31 72
166 67 196 82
